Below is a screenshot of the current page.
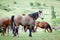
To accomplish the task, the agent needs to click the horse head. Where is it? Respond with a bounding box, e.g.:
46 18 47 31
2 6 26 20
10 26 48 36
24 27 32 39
38 10 44 20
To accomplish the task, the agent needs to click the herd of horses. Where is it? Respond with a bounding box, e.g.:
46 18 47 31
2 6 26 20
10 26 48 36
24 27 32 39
0 10 52 37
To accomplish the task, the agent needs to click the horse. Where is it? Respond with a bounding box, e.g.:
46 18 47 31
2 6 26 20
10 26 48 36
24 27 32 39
34 21 52 32
11 10 44 37
0 17 11 35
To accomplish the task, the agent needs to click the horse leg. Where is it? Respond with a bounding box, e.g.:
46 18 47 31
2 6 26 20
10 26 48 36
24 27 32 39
34 25 37 32
31 22 35 32
2 28 4 36
47 28 49 32
13 27 16 36
7 26 9 36
16 27 19 35
24 26 27 32
32 26 35 32
2 24 6 36
44 27 47 32
29 26 32 37
14 22 19 36
12 21 18 36
2 28 6 36
12 27 19 37
48 26 52 32
45 29 46 32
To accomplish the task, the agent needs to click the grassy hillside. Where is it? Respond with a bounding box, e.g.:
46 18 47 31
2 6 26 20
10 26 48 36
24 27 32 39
0 0 60 40
0 0 60 25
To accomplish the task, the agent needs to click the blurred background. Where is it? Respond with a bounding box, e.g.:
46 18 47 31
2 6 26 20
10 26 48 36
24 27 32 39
0 0 60 27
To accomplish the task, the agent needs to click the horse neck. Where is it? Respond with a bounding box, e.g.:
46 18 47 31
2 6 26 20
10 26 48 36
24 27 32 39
29 12 38 20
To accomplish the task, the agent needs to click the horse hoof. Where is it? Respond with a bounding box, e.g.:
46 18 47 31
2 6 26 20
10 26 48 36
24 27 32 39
13 35 16 37
29 35 32 37
16 35 19 37
24 31 27 32
13 34 16 36
14 35 16 36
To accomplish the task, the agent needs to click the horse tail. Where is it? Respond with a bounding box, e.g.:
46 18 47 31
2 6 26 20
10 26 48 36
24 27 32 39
48 24 52 32
11 15 14 29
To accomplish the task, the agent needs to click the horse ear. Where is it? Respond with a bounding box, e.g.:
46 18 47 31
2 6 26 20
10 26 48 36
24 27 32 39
39 10 42 13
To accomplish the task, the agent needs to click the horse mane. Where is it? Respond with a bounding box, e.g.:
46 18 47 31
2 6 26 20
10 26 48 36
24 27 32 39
29 12 38 20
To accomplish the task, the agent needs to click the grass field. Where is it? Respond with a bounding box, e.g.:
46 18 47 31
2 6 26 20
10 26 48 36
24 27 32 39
0 0 60 40
0 30 60 40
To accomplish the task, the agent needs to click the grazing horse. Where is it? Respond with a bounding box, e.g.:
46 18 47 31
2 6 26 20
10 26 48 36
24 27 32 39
0 17 11 35
35 21 52 32
11 10 44 37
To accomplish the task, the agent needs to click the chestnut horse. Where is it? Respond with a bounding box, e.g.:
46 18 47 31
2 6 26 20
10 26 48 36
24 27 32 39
0 17 11 35
11 10 44 37
0 14 31 36
35 21 52 32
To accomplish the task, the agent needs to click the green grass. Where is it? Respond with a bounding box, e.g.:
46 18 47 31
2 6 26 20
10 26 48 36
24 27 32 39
0 30 60 40
0 0 60 40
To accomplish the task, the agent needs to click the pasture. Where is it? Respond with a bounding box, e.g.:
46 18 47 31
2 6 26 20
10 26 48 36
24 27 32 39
0 29 60 40
0 0 60 40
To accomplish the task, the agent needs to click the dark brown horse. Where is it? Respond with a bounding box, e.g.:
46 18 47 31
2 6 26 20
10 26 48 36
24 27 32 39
0 17 11 35
11 10 44 37
35 21 52 32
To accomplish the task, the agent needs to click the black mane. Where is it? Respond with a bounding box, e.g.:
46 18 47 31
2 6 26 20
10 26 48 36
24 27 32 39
29 12 38 20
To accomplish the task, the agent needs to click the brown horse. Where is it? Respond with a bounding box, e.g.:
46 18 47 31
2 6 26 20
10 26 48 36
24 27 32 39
11 10 44 37
35 21 52 32
0 17 11 35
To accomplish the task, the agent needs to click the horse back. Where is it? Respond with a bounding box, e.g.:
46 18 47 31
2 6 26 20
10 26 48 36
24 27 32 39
36 22 49 28
0 17 10 27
